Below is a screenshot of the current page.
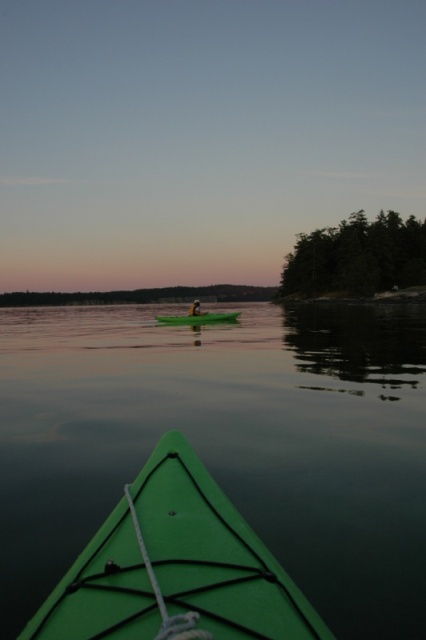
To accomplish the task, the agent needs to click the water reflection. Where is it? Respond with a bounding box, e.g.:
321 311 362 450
188 319 240 347
282 303 426 399
191 325 202 347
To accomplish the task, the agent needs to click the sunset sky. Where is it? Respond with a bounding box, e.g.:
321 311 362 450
2 0 425 293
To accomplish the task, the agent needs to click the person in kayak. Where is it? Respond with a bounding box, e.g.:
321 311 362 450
189 300 206 316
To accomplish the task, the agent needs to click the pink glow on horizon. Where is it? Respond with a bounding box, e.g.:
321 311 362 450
2 263 280 294
2 242 282 293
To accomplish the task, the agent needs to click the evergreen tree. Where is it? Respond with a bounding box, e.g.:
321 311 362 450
279 228 337 297
333 211 378 296
278 210 426 298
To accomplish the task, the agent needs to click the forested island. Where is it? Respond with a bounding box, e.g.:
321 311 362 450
276 210 426 301
0 284 277 308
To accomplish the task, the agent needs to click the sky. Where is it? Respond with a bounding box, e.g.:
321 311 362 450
1 0 425 293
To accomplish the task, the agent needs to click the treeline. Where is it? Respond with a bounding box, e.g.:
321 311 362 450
277 210 426 299
0 284 277 308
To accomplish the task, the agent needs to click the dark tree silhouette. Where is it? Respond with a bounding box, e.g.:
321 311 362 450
278 210 426 298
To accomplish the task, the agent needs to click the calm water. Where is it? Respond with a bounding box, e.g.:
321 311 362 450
1 302 425 639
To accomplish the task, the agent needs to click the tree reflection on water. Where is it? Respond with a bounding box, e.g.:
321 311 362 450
282 303 426 399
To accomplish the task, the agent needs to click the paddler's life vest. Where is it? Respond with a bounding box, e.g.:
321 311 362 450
189 303 200 316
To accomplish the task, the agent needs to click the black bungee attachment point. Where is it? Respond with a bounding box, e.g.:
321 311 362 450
104 559 121 575
261 571 278 583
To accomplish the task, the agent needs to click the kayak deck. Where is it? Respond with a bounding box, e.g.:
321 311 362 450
19 431 336 640
156 312 241 324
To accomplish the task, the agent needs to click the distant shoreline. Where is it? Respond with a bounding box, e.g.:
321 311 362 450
0 284 278 308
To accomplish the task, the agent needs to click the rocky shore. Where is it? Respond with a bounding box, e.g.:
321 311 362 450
279 286 426 305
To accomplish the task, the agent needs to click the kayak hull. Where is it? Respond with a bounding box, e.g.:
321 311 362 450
19 431 336 640
156 312 241 324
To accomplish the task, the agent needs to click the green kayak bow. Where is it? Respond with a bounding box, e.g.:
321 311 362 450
19 431 336 640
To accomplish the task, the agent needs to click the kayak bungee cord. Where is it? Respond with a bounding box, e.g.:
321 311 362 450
124 483 213 640
19 434 334 640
